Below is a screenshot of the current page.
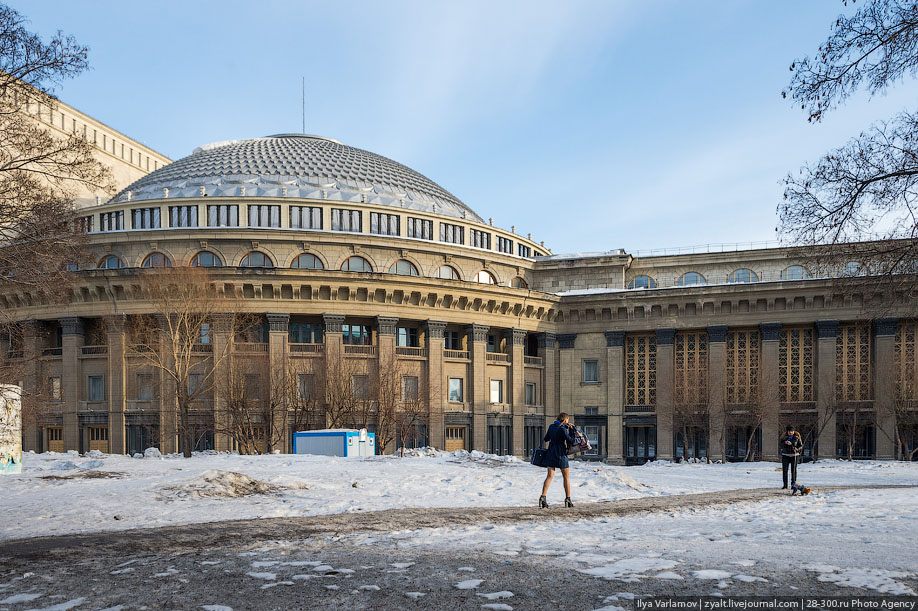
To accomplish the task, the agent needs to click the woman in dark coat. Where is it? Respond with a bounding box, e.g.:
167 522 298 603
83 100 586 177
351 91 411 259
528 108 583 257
540 412 576 508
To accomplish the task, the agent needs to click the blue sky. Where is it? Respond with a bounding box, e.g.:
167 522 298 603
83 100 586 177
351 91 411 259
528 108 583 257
13 1 918 255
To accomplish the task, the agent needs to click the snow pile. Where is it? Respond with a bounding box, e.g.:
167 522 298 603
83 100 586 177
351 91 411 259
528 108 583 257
805 564 915 595
160 470 277 499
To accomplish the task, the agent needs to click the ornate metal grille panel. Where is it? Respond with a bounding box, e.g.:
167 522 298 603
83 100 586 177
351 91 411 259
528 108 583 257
726 330 759 404
779 328 814 402
625 334 656 406
674 331 707 406
896 322 918 400
836 323 871 402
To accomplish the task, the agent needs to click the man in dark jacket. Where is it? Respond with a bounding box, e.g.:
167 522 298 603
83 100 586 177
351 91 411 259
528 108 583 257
780 425 804 489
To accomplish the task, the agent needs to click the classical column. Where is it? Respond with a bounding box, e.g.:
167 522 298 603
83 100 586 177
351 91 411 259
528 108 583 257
707 325 728 461
468 323 489 452
322 313 346 429
538 332 558 431
604 330 625 464
509 328 527 457
106 317 127 455
155 315 177 454
266 313 290 452
815 320 839 460
425 320 447 450
655 327 676 461
557 333 577 419
874 318 898 460
759 322 782 461
212 314 234 452
60 317 84 452
376 315 398 454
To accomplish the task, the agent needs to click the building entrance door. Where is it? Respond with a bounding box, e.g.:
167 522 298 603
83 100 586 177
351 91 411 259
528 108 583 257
624 425 656 464
87 426 108 453
445 426 465 451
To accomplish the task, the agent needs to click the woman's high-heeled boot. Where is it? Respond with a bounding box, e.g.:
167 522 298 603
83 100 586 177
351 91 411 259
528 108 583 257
564 497 574 508
539 495 548 508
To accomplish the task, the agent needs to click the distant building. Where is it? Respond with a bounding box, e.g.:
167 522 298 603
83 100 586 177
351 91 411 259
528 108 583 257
2 102 916 462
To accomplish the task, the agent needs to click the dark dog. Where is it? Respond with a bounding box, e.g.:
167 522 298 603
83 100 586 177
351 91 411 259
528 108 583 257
791 482 811 496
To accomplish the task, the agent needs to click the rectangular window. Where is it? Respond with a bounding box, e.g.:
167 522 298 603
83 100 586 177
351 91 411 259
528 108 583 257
584 425 600 456
248 204 281 228
470 229 491 249
289 206 322 230
100 211 124 231
525 382 536 406
402 376 419 402
440 222 464 244
406 217 433 240
497 236 513 254
49 376 61 401
584 406 600 416
836 323 871 402
297 373 314 401
207 204 239 227
331 208 361 232
370 212 400 236
397 327 419 347
351 374 369 400
88 375 104 402
518 244 532 258
726 330 759 404
448 378 463 402
131 207 161 229
895 322 918 399
779 328 814 403
188 373 204 396
77 215 94 233
136 373 153 401
625 334 657 406
490 379 503 404
200 323 212 345
342 324 370 345
583 359 599 383
169 205 199 228
444 331 462 351
675 332 707 406
486 334 497 353
289 322 322 344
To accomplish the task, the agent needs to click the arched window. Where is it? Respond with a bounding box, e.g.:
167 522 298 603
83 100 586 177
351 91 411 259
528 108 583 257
840 261 865 277
511 277 528 289
98 255 123 269
341 256 373 273
434 265 460 280
476 270 496 284
676 272 706 286
627 275 656 289
780 265 810 281
291 253 324 269
389 260 419 276
191 251 223 267
141 253 172 268
240 252 274 268
727 269 758 284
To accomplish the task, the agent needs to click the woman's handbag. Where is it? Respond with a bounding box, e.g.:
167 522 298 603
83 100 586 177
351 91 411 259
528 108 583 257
566 425 592 456
530 447 549 467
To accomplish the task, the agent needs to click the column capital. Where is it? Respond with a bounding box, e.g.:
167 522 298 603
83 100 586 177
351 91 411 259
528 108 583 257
656 327 675 345
759 322 782 341
322 313 345 333
604 330 625 347
425 320 447 339
104 314 127 333
536 332 556 349
509 328 527 346
874 318 899 337
558 333 577 349
266 313 290 333
467 324 489 343
59 316 84 336
706 325 728 343
815 319 839 339
376 315 399 335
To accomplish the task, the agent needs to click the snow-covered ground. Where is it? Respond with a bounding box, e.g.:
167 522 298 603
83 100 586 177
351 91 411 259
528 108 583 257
1 449 917 542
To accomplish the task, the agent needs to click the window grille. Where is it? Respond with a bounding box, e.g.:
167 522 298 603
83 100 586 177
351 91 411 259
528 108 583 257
169 205 198 228
207 205 239 227
407 217 433 240
290 206 322 229
625 334 656 406
131 207 161 229
726 330 759 404
779 328 814 402
370 212 400 236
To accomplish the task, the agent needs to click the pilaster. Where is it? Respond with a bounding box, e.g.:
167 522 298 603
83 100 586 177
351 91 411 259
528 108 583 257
425 320 447 450
759 322 782 461
322 313 346 430
212 316 234 452
874 318 898 460
655 327 675 460
707 326 727 461
604 330 625 463
815 320 839 459
557 334 577 422
537 332 558 431
267 313 290 452
509 328 527 457
107 318 126 454
468 323 489 451
59 317 84 452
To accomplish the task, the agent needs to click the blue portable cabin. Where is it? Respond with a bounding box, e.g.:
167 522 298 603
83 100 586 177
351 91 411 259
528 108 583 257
292 428 376 457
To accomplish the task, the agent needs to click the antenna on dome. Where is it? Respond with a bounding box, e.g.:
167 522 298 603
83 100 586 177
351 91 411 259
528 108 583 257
301 77 306 134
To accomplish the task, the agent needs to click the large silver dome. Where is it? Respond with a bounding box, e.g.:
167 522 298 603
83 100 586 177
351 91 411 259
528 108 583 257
111 134 483 222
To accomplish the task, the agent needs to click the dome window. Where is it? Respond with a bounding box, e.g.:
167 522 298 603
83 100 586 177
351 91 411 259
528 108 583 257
676 272 706 286
728 269 758 284
780 265 810 281
839 261 866 277
291 253 324 269
341 256 373 273
240 252 274 268
628 275 657 289
98 255 124 270
142 253 172 268
191 251 223 267
511 277 528 289
389 260 419 276
476 270 496 285
435 265 460 280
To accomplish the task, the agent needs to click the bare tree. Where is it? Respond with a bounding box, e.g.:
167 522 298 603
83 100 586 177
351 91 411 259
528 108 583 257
323 357 366 429
393 377 430 457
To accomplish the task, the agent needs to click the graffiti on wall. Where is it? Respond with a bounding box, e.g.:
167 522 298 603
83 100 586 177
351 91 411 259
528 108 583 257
0 385 22 474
